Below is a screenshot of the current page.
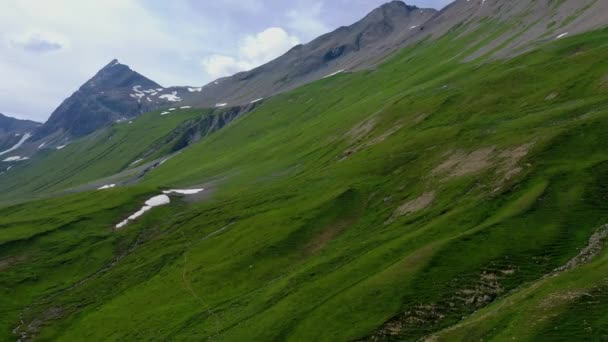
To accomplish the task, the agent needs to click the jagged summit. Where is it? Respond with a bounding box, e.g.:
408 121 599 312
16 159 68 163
79 59 160 92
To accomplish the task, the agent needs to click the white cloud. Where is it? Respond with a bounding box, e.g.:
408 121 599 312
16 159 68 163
202 27 299 79
9 30 69 53
286 2 330 42
201 55 249 79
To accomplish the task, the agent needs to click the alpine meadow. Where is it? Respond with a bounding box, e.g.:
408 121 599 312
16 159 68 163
2 0 608 341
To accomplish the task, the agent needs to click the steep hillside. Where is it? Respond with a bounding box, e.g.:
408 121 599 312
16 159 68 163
3 12 608 340
4 1 608 341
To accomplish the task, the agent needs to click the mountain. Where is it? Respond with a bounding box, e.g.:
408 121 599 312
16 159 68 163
5 1 608 341
0 113 40 154
33 2 438 140
34 60 194 139
175 1 437 108
30 1 608 141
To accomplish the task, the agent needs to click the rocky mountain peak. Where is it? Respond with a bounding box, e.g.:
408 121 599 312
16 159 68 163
80 59 160 92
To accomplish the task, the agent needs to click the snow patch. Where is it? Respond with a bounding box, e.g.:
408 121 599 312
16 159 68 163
115 195 171 229
188 87 202 92
180 106 191 109
215 103 227 108
130 159 144 166
3 156 29 162
159 91 182 102
98 184 116 190
161 111 170 115
250 98 264 104
323 69 345 79
130 85 146 103
0 133 32 156
56 145 67 150
556 32 569 39
163 188 204 195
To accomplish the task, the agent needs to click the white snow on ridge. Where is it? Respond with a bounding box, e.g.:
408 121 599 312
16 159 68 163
115 194 171 229
38 142 46 149
3 156 29 162
163 188 204 195
188 87 202 92
159 91 182 102
323 69 345 79
0 132 32 156
180 106 191 109
56 145 67 150
556 32 569 39
161 112 170 116
215 103 227 108
130 159 144 166
98 184 116 190
250 98 264 104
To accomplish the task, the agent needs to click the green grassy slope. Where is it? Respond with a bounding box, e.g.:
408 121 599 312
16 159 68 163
2 24 608 341
0 108 209 202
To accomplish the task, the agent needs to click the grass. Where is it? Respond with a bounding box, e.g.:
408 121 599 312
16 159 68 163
2 23 608 342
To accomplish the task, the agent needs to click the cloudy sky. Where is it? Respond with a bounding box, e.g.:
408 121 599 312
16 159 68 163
0 0 452 122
